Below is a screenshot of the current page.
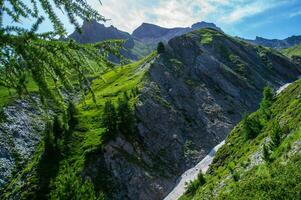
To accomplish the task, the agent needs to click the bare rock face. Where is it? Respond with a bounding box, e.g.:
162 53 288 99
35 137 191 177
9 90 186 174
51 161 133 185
84 29 301 200
0 98 47 187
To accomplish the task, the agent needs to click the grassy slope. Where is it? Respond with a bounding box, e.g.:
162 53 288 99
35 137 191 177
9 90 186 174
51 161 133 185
281 44 301 58
0 59 102 108
181 80 301 200
0 52 156 199
77 51 155 152
0 77 38 107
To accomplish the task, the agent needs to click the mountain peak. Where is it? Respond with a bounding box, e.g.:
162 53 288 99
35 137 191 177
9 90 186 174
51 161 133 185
132 21 223 42
132 23 169 39
69 20 131 44
191 21 222 32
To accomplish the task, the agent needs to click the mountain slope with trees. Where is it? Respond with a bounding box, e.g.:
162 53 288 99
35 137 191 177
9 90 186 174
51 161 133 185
1 27 301 199
180 79 301 200
1 1 301 198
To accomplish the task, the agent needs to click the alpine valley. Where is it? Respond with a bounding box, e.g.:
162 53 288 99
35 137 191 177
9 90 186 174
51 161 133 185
1 12 301 200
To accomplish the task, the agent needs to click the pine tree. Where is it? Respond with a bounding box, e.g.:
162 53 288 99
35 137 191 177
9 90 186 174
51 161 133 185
53 115 64 139
102 100 118 140
117 96 135 137
260 86 274 119
262 144 270 162
270 122 281 148
157 42 165 54
50 165 102 200
243 114 262 140
67 101 78 129
197 171 206 185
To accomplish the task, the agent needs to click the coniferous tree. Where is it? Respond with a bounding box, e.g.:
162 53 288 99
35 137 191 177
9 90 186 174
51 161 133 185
67 101 78 129
102 100 118 140
50 165 102 200
262 144 270 162
197 171 206 185
157 42 165 54
270 122 281 149
44 120 56 156
117 96 135 137
53 115 65 137
243 115 262 140
260 86 274 119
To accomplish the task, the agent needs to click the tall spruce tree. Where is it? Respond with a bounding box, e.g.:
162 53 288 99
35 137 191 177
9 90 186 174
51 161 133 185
260 86 274 119
243 114 262 140
102 100 118 140
157 42 165 54
270 122 281 148
262 144 270 162
117 95 135 137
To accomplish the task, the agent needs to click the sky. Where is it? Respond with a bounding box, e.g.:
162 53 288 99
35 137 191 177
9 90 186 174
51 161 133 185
3 0 301 39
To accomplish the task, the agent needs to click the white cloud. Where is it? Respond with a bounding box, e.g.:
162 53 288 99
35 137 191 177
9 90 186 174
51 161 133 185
289 9 301 18
218 0 289 24
87 0 290 33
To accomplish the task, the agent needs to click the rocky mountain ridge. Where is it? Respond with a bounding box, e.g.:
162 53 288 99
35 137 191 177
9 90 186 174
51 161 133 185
68 21 222 60
132 21 222 44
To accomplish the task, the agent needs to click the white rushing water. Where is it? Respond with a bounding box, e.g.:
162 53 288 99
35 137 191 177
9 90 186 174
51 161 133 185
164 140 225 200
276 83 292 95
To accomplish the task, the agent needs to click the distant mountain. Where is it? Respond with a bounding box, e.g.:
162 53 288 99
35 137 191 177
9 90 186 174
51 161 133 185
132 21 222 45
245 35 301 49
68 21 223 60
69 20 131 43
68 20 153 60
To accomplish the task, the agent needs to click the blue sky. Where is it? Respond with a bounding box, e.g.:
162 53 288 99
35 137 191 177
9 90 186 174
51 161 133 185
3 0 301 39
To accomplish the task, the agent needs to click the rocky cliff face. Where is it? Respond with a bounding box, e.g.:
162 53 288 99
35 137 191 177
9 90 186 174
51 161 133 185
0 98 47 187
83 29 301 199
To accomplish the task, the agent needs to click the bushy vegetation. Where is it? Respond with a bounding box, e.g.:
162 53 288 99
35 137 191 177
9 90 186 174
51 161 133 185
180 81 301 200
102 93 136 142
257 46 273 69
50 166 103 200
242 86 274 140
242 114 263 140
185 171 206 196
